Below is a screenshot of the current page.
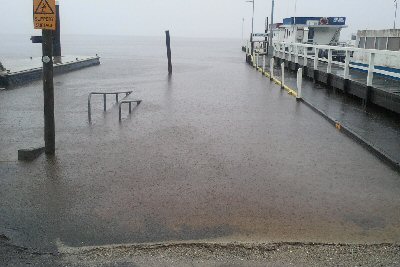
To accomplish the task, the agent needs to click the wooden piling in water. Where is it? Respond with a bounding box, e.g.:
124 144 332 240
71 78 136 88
165 30 172 74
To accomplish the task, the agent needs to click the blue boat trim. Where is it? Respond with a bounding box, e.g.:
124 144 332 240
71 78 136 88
283 17 346 26
350 62 400 81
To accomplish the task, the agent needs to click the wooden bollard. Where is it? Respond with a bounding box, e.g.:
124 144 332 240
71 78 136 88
165 30 172 74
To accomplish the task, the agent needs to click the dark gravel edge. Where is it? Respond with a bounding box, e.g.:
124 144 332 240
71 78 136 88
2 239 400 267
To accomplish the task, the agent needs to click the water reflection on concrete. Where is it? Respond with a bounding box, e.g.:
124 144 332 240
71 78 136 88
0 37 400 252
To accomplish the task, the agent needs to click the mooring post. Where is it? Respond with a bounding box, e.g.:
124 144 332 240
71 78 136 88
165 30 172 74
343 50 351 94
256 53 259 69
297 68 303 100
246 43 250 63
88 94 92 123
303 46 308 67
365 52 375 108
281 62 285 89
344 50 350 80
270 58 274 80
367 52 375 87
42 29 55 155
327 49 332 74
282 43 286 60
313 48 319 82
294 45 299 65
262 55 266 73
314 48 319 69
103 94 107 111
272 43 276 57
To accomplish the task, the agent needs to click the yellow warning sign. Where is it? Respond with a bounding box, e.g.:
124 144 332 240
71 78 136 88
33 0 56 30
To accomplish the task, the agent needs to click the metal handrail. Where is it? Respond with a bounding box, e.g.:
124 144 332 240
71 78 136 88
119 100 142 122
88 91 133 123
273 41 400 87
274 41 400 55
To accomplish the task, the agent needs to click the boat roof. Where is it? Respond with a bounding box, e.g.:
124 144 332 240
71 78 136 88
271 23 283 30
282 17 347 27
357 29 400 38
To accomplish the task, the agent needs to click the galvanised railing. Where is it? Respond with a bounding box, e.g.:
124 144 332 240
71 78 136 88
88 91 133 123
272 42 400 87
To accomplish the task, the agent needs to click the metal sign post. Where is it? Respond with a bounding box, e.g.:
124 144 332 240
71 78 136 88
34 0 56 155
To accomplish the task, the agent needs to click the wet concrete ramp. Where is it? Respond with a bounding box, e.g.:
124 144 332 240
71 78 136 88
0 37 399 253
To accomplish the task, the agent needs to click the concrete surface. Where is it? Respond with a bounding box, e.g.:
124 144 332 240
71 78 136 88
264 58 400 169
0 36 400 264
297 57 400 95
0 55 100 87
1 56 97 73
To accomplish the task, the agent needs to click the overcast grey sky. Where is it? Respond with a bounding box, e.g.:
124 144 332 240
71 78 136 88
0 0 397 39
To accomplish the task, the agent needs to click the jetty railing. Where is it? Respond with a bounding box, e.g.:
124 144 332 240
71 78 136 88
119 100 142 122
272 42 400 87
88 91 133 123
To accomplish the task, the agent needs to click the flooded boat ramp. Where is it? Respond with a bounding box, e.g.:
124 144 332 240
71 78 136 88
0 38 399 258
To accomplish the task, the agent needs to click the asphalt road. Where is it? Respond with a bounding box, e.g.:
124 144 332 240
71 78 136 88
0 37 399 261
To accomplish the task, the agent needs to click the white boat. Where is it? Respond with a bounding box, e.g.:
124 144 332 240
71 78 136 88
271 17 347 45
271 17 348 61
352 29 400 79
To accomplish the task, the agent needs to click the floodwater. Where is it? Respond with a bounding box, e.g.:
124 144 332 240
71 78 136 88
0 35 400 253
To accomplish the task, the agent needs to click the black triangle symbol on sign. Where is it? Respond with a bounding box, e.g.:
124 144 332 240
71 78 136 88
35 0 55 15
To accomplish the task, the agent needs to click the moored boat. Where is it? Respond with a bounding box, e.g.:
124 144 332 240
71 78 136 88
352 29 400 79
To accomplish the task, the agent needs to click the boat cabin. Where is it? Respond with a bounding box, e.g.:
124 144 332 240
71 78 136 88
356 29 400 51
352 29 400 74
272 17 347 45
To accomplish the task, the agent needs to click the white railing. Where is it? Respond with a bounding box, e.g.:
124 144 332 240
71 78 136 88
273 42 400 87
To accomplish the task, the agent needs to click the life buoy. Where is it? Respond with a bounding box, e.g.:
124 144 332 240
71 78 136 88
320 17 329 25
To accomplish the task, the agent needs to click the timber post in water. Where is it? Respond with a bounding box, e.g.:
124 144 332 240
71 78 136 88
42 30 56 155
165 30 172 74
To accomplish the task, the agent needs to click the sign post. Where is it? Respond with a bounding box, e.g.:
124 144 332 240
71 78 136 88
34 0 56 155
